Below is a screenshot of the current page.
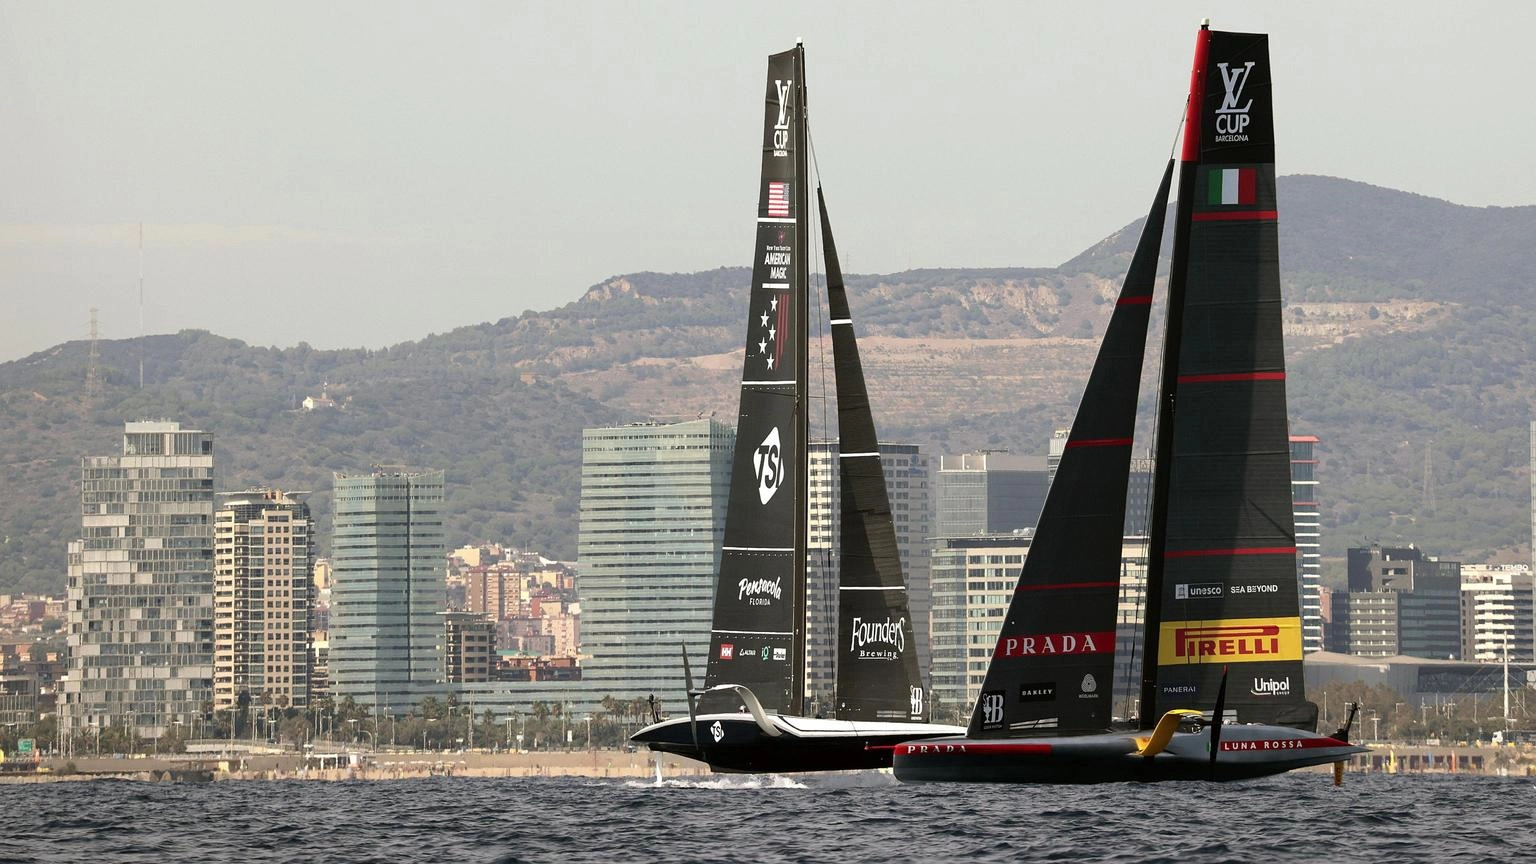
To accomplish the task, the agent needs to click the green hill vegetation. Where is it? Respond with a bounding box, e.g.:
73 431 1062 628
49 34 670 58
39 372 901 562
1 175 1532 594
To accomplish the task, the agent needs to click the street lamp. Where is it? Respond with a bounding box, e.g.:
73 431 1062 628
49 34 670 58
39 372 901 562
585 715 592 750
423 718 437 752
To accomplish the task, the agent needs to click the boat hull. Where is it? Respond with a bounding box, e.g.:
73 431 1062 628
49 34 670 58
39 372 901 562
892 723 1367 784
631 713 965 773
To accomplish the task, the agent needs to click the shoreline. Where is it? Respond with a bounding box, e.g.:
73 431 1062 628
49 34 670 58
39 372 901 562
6 742 1535 783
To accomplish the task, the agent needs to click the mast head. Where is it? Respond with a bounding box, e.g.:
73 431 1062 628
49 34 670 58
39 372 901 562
796 36 803 45
1200 18 1210 29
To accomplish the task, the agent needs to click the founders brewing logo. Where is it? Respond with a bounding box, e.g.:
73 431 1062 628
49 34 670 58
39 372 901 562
755 426 785 504
849 616 906 660
1214 61 1256 142
772 78 793 157
980 690 1006 729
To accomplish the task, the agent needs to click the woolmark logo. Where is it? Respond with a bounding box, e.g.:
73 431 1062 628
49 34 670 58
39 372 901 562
772 79 793 155
1214 61 1256 141
1251 676 1292 697
1081 674 1097 695
850 616 906 654
755 427 785 505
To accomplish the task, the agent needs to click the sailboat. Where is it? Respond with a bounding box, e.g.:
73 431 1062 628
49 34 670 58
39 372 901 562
629 41 963 773
893 22 1367 783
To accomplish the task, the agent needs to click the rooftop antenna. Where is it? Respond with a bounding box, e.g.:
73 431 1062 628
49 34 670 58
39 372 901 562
138 222 145 389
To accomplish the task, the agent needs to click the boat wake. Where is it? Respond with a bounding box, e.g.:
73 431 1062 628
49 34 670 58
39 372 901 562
625 774 808 791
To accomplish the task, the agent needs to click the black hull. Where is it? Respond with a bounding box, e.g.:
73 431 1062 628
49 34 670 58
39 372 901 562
632 714 963 774
893 725 1366 785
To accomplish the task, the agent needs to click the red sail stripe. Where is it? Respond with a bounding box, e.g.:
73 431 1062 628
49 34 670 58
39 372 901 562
1116 296 1153 306
1064 438 1133 449
1177 371 1285 384
1191 210 1278 222
1015 581 1120 592
900 742 1054 756
1164 546 1296 559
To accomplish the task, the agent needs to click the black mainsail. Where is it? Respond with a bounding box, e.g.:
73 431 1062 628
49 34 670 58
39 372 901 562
819 188 928 723
965 162 1173 739
703 45 810 715
1140 27 1314 729
892 22 1365 784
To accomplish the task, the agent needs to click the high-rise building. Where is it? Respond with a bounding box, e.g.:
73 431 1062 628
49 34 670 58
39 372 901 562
1337 545 1462 659
329 470 446 716
1290 435 1324 652
935 451 1049 538
213 489 314 714
804 440 932 708
576 420 733 701
62 420 215 740
1460 564 1535 662
443 612 496 683
928 534 1149 723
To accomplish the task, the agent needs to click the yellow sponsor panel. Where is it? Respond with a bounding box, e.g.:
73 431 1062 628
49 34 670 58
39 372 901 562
1157 616 1302 666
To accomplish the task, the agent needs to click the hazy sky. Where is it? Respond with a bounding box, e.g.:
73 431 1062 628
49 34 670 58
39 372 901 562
2 1 1533 362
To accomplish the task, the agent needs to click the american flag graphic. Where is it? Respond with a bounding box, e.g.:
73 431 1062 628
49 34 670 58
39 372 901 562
767 182 790 218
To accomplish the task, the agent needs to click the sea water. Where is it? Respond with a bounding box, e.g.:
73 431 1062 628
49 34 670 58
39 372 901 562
0 771 1528 862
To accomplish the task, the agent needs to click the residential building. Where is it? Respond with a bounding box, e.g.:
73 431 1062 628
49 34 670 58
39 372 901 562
1460 564 1535 663
213 489 313 714
1336 545 1462 659
444 612 496 683
1291 435 1325 653
62 420 215 741
329 470 447 716
576 420 733 702
803 440 932 708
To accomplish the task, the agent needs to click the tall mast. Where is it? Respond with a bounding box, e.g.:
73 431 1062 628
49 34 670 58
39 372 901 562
1139 21 1210 729
789 40 809 717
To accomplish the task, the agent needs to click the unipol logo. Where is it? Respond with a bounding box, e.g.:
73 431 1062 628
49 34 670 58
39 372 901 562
710 720 724 743
773 79 793 155
910 686 925 717
756 427 785 504
1251 676 1292 697
1214 61 1256 141
980 691 1005 727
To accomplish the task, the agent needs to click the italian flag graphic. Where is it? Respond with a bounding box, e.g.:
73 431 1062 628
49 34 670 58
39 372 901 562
1207 167 1257 205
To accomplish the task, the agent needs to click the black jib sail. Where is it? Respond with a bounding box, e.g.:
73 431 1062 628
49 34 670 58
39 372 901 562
965 162 1174 739
818 188 928 723
1141 28 1315 730
703 46 810 715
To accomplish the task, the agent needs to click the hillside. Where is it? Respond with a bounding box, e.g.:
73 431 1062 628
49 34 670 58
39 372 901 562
2 175 1533 594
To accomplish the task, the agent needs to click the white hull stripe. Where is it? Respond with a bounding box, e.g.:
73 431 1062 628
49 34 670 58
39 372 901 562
743 379 795 386
763 282 789 291
830 318 853 325
722 545 795 552
757 217 796 224
712 629 794 636
840 585 906 591
839 452 880 458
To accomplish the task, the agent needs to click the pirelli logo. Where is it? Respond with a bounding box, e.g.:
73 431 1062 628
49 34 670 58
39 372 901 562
1157 617 1302 666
